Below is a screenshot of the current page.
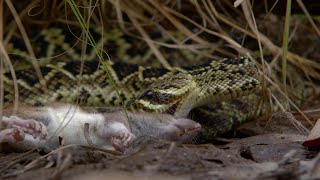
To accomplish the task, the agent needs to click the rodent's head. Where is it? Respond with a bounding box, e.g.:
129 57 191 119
126 73 195 116
162 117 202 142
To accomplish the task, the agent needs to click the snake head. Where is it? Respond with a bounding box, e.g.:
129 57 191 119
127 56 260 117
126 73 194 116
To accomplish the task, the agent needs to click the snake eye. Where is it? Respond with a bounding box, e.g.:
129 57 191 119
144 90 154 100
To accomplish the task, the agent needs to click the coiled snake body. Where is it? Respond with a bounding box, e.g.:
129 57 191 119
3 28 262 140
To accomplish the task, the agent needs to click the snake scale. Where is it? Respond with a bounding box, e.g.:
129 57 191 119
2 27 263 140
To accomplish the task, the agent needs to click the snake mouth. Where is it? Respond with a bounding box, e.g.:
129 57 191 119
126 98 136 108
165 100 180 115
179 123 202 135
126 96 181 115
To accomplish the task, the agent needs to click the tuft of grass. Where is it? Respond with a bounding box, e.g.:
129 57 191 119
3 0 320 133
65 0 134 131
66 0 123 105
281 0 291 93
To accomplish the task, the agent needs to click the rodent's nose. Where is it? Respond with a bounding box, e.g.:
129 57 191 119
194 123 202 131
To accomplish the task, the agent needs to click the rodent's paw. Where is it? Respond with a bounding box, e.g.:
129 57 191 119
111 137 125 152
111 131 135 152
0 128 25 143
120 131 136 147
4 116 48 140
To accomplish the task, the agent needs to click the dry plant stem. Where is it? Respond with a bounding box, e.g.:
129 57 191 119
120 0 247 57
210 0 320 80
0 43 18 114
0 149 34 173
46 106 78 141
0 0 2 40
3 0 41 45
117 1 171 68
116 1 156 25
311 153 320 177
207 1 256 39
75 0 99 106
127 12 171 69
51 153 72 179
281 0 292 93
268 25 298 69
83 123 97 147
114 0 126 31
263 72 312 133
240 0 269 100
132 1 164 23
0 0 3 122
244 9 320 79
24 144 121 171
162 4 249 56
0 58 3 123
200 0 222 31
233 0 244 7
193 1 214 31
148 0 210 46
4 0 46 91
266 0 280 18
241 1 265 67
278 149 297 165
296 0 320 37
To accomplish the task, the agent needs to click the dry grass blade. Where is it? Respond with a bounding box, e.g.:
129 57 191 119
281 0 292 93
149 0 209 46
51 152 72 179
1 1 320 178
3 0 41 45
24 144 121 172
152 2 247 57
262 72 312 130
82 123 122 155
128 11 171 69
0 0 3 121
240 1 269 95
296 0 320 37
240 0 264 61
0 43 18 113
0 149 35 173
4 0 46 92
83 123 100 147
241 2 320 80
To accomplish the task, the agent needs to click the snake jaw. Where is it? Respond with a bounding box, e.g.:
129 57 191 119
126 98 136 109
125 57 260 118
127 98 180 114
165 100 180 115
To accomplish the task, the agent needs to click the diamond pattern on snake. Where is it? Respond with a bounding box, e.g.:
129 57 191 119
3 27 264 141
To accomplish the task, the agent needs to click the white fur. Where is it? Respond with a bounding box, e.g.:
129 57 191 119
106 122 128 135
44 105 111 148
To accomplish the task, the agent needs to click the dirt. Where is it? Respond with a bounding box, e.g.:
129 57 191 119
2 12 320 180
0 116 318 180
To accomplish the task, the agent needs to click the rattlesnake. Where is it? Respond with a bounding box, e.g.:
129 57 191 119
4 26 296 141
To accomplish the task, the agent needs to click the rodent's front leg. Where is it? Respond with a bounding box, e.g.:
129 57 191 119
97 122 136 152
1 116 47 143
0 128 25 143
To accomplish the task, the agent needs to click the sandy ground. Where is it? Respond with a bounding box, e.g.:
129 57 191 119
0 117 318 180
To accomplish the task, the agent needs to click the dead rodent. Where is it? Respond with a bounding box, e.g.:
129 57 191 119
0 103 201 152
